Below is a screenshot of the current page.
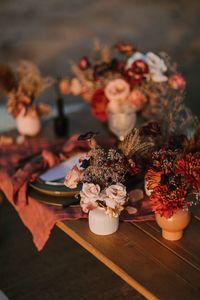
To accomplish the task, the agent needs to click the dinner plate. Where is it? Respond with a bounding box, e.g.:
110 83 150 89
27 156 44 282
28 186 80 207
29 153 83 197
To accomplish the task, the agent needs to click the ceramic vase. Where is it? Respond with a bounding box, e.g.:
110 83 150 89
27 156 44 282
155 209 191 241
16 114 41 136
88 207 119 235
107 109 136 141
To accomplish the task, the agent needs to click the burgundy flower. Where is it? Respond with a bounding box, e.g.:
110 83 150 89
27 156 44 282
116 60 126 73
175 153 200 190
131 59 149 75
79 56 90 70
91 89 109 122
125 68 142 86
140 121 161 137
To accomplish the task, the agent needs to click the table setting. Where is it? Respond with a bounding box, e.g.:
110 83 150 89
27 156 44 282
0 40 199 253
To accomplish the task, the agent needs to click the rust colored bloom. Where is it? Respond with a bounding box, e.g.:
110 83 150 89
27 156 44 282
146 169 162 190
127 89 146 111
168 74 186 90
175 153 200 190
115 42 136 55
91 89 109 121
150 185 188 218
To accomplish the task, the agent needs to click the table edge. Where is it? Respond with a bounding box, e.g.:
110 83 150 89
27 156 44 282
56 220 158 300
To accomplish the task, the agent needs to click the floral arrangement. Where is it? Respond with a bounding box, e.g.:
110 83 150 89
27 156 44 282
146 146 200 218
64 129 152 216
59 40 186 123
0 61 54 118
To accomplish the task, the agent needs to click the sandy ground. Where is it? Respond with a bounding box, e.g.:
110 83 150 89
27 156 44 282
0 1 199 299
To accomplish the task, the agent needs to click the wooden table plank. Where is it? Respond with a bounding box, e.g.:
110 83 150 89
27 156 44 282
133 218 200 271
57 220 200 300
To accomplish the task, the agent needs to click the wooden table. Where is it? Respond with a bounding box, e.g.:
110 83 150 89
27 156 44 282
3 121 200 299
57 215 200 300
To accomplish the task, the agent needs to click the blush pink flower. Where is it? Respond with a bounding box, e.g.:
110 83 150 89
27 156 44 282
105 183 127 205
105 79 130 102
168 74 186 90
70 78 82 95
80 183 101 201
80 183 101 213
64 165 83 189
127 89 147 111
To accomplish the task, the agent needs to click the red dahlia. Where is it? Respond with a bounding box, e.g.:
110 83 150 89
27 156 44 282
150 185 188 218
91 89 109 122
175 153 200 191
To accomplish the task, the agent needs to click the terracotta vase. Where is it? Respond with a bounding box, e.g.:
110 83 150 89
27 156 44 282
155 209 191 241
16 114 41 136
88 206 119 235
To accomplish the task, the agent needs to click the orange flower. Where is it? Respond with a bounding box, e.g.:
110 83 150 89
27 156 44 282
145 169 162 190
150 185 187 218
128 89 147 111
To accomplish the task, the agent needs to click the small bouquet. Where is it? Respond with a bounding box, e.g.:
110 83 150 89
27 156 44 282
60 41 186 139
0 60 53 119
146 146 200 218
64 129 152 218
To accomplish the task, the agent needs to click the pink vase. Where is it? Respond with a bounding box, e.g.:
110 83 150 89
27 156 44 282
155 209 191 241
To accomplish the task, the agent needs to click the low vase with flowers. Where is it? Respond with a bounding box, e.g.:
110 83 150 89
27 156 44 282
0 61 53 136
146 147 200 240
64 130 151 235
59 40 186 140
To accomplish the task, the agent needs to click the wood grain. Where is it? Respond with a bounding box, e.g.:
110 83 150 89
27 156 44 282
57 220 200 300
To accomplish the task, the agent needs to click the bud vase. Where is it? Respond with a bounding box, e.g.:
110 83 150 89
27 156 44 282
16 114 41 137
155 209 191 241
88 207 119 235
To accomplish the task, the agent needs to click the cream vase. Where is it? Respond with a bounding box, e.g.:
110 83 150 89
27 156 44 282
155 209 191 241
88 206 119 235
16 114 41 136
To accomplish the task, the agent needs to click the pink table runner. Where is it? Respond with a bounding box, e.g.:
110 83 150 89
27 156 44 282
0 135 154 251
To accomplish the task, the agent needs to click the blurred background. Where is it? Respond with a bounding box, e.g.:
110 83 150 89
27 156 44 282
0 1 199 299
0 0 200 131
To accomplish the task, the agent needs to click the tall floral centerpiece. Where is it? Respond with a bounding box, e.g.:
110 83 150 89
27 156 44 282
60 41 186 140
64 130 152 235
0 61 54 136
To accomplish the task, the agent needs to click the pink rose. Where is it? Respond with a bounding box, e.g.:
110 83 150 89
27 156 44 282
80 200 98 213
80 183 101 201
128 89 147 111
70 78 82 95
105 183 127 205
80 183 100 213
168 74 186 90
64 165 83 189
105 79 130 102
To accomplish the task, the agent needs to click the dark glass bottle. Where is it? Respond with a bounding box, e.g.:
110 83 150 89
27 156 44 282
54 82 69 137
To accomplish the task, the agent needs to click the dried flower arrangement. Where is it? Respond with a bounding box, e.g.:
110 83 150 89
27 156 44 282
0 61 54 118
59 40 186 124
64 129 152 217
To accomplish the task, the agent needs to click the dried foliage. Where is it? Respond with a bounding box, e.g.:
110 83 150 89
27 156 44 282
0 60 54 118
118 128 154 158
83 147 129 189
